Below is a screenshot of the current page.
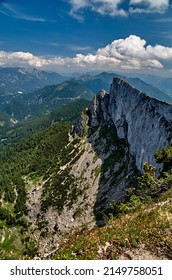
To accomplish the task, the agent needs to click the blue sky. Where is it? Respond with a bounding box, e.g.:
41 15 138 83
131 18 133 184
0 0 172 75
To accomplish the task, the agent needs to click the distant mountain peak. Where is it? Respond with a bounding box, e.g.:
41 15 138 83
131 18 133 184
0 67 68 96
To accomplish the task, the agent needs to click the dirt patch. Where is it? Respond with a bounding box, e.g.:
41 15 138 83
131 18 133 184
117 244 168 260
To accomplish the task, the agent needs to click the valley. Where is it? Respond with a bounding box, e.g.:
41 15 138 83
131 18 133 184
0 68 172 260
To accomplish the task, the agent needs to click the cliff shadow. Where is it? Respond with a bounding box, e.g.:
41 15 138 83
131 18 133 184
86 122 139 226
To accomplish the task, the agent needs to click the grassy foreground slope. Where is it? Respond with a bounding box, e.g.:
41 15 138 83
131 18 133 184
55 146 172 260
55 187 172 260
0 97 171 259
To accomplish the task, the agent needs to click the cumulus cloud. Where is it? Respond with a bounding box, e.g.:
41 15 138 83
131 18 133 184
0 51 72 69
69 0 127 18
129 0 169 14
69 0 88 11
1 35 172 73
67 0 170 19
74 35 164 70
0 51 47 67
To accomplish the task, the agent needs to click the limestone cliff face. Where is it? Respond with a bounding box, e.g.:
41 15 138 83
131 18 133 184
24 78 172 257
109 79 172 173
77 78 172 174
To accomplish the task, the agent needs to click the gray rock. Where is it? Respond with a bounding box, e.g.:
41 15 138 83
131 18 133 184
77 77 172 174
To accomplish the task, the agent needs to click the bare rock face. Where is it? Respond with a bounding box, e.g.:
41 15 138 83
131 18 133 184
108 78 172 173
27 78 172 257
78 78 172 174
70 77 172 220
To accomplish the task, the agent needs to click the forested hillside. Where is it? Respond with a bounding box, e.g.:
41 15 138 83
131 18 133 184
0 78 171 260
0 99 91 259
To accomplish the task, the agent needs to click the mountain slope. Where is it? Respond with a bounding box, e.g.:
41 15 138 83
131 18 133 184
157 77 172 97
0 77 172 259
23 78 171 252
74 79 172 173
73 72 172 104
1 69 171 123
0 99 91 145
0 67 69 121
137 74 172 97
27 80 94 104
0 111 17 129
55 186 172 260
0 67 67 96
1 81 94 121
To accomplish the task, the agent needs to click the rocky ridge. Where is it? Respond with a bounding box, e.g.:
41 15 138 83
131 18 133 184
75 78 172 174
25 77 172 258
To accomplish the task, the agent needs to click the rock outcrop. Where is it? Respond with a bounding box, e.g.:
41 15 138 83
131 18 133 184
75 78 172 174
26 78 172 256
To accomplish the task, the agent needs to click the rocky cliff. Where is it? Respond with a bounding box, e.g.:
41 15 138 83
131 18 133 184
23 78 172 256
76 78 172 174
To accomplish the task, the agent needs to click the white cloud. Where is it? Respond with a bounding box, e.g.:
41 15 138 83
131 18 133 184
129 0 169 13
0 51 49 67
69 0 88 11
74 35 164 70
147 45 172 60
67 0 170 18
91 0 126 16
69 0 127 17
2 35 172 73
97 36 147 59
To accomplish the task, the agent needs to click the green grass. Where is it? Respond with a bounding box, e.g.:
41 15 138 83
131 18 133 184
55 187 172 260
0 221 25 259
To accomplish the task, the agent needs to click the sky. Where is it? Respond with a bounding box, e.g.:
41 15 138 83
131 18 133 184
0 0 172 75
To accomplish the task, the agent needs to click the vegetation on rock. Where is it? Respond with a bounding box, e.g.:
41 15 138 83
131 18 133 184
0 92 171 260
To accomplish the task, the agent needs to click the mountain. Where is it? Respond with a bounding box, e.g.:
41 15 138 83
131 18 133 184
0 77 171 259
0 80 94 121
1 69 171 123
55 186 172 260
156 77 172 97
23 81 94 118
72 72 115 93
0 67 69 121
27 80 94 104
134 74 172 98
79 78 172 174
72 78 172 217
121 76 172 104
73 72 172 104
0 99 30 121
0 67 67 96
0 111 17 129
0 99 91 144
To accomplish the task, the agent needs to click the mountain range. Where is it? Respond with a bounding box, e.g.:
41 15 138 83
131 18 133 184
72 72 172 104
0 68 172 260
1 68 172 124
0 67 67 96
